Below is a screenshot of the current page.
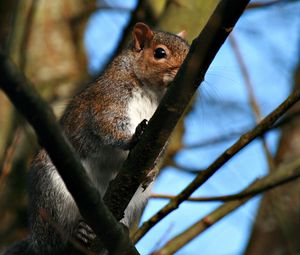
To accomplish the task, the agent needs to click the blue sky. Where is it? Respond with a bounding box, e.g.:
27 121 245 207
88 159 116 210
85 1 300 254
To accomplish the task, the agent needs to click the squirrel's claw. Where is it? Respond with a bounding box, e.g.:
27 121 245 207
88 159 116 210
130 119 148 149
75 220 97 247
135 119 148 137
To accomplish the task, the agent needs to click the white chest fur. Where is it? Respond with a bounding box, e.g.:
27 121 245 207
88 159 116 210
127 87 161 134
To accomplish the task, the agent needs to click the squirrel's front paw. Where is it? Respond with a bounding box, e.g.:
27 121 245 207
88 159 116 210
75 220 97 247
131 119 148 147
136 119 148 135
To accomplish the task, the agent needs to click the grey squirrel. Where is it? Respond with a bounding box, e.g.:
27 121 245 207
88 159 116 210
4 22 189 254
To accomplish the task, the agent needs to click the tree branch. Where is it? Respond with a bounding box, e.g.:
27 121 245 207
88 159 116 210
229 34 275 169
247 0 297 10
103 0 251 226
0 55 139 255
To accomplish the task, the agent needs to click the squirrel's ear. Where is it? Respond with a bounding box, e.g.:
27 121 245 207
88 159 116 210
133 22 154 51
177 30 187 39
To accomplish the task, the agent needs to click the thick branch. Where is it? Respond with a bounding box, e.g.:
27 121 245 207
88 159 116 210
152 156 300 255
104 0 250 224
0 55 139 255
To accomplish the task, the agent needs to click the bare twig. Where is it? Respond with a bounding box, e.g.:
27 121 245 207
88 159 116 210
247 0 295 9
183 130 243 149
149 224 174 254
167 159 204 174
229 34 275 169
152 156 300 255
0 55 139 255
133 89 300 243
229 35 261 120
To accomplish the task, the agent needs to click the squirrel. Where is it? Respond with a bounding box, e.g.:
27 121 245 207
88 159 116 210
4 22 189 254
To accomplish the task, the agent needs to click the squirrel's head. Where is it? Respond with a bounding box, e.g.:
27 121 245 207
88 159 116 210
131 22 189 89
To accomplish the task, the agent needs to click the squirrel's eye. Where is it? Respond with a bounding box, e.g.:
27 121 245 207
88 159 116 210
154 48 167 59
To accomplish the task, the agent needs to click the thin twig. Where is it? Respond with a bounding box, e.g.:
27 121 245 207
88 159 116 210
183 130 243 149
229 35 262 120
167 160 204 174
149 223 174 254
247 0 294 9
229 34 275 169
133 88 300 243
